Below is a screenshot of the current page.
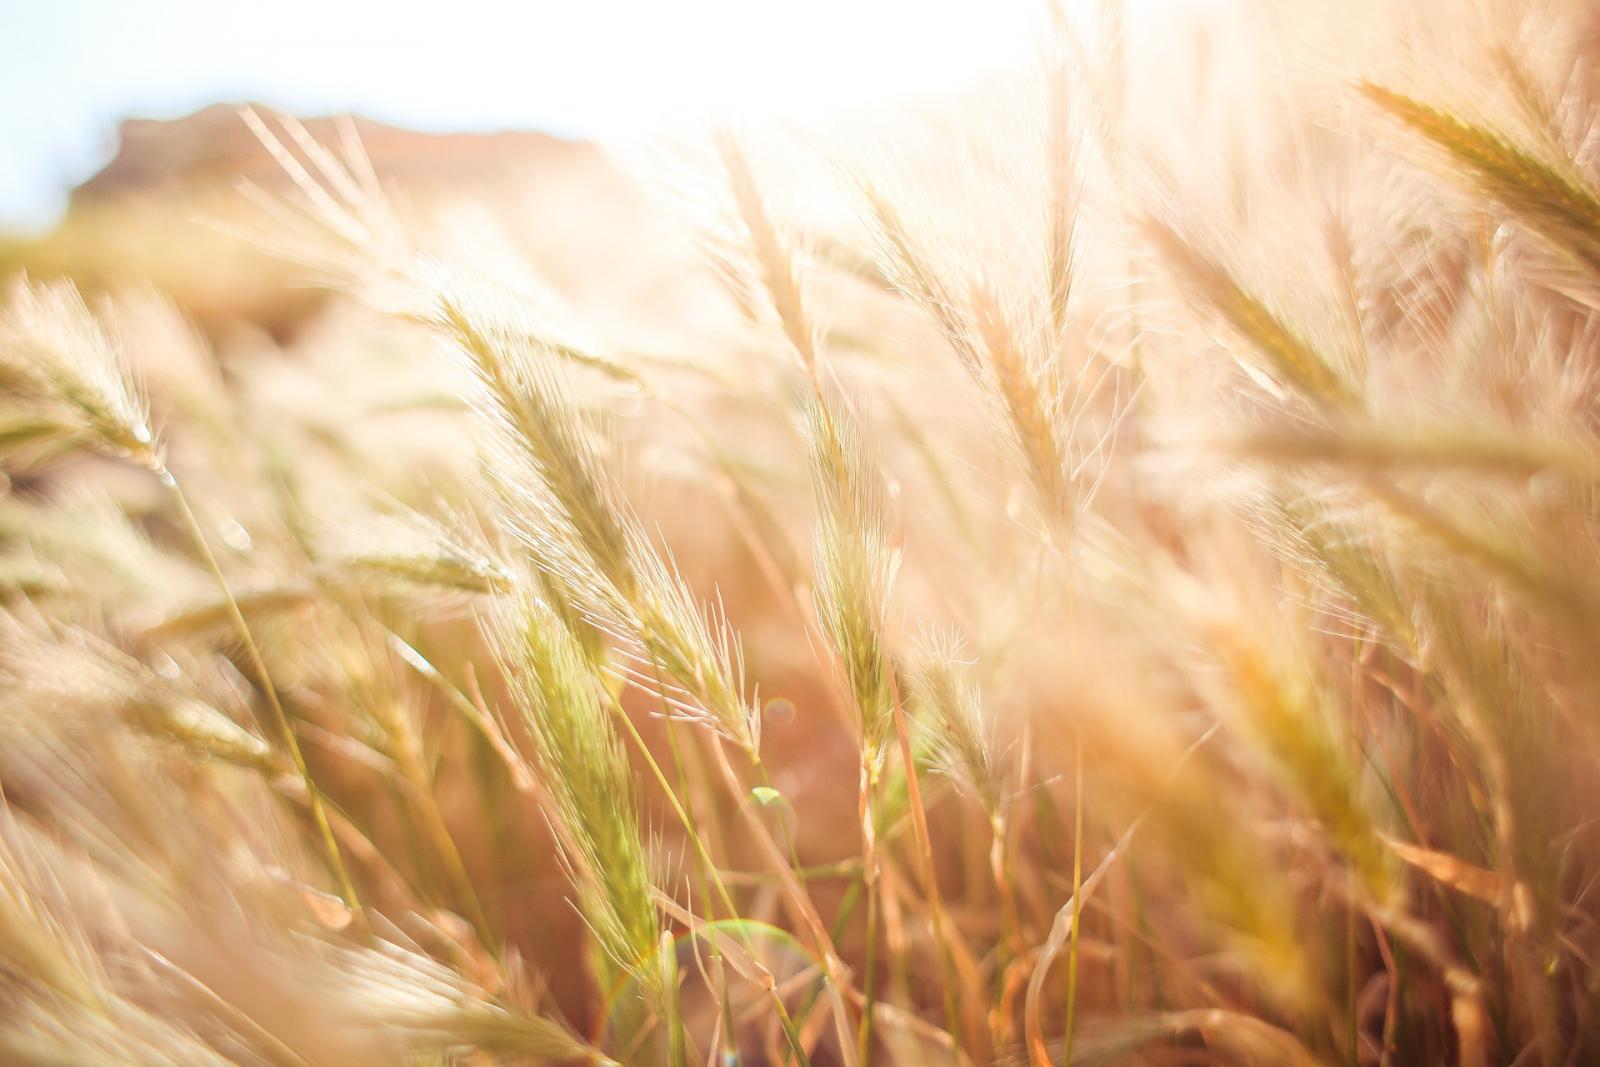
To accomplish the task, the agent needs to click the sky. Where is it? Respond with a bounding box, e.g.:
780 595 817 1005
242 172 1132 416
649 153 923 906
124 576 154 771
0 0 1056 232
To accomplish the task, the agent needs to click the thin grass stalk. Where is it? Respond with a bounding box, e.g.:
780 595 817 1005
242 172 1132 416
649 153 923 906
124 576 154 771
988 810 1025 959
384 628 535 791
157 463 362 916
1027 815 1133 1067
321 596 498 952
884 669 972 1061
1062 736 1085 1066
1025 724 1220 1067
598 689 812 1067
1360 894 1492 1067
856 759 881 1067
707 737 859 1067
367 684 497 955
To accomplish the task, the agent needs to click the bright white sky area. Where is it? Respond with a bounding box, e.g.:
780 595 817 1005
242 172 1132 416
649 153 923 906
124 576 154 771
0 0 1035 230
0 0 1213 232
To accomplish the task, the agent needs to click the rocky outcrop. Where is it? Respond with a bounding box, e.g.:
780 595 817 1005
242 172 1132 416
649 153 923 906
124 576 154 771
72 104 599 205
7 105 663 340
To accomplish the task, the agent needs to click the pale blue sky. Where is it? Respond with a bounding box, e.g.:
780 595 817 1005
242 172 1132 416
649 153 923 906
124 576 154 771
0 0 1053 231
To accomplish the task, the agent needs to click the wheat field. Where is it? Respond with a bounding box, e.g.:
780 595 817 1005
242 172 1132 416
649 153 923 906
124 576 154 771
3 2 1600 1065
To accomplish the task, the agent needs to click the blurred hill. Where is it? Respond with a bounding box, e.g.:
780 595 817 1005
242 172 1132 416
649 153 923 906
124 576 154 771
73 105 597 203
1 105 655 340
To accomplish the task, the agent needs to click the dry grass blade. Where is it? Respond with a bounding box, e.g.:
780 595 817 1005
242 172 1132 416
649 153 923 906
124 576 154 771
1378 833 1526 916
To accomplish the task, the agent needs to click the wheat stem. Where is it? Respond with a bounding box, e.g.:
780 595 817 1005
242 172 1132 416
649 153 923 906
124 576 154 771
156 462 362 916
